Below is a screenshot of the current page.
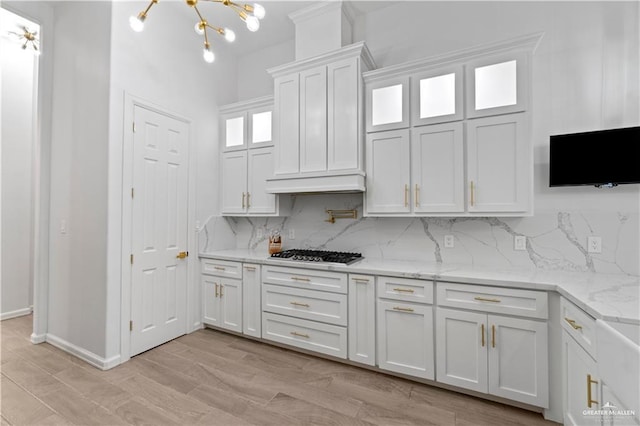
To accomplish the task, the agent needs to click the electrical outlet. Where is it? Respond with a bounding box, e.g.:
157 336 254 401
587 236 602 253
514 235 527 251
256 228 264 239
195 220 201 232
60 219 67 234
444 235 455 248
288 229 295 240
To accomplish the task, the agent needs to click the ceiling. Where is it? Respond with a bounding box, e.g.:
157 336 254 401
171 0 396 58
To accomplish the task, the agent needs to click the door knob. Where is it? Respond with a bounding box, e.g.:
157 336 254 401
176 251 188 259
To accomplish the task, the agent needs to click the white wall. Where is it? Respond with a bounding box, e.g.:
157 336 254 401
46 1 112 358
0 8 37 319
106 1 238 361
236 39 294 101
221 1 639 277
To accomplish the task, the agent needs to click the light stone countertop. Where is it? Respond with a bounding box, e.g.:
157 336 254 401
200 249 640 326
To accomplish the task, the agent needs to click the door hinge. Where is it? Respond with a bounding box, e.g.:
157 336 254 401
132 122 136 133
130 254 134 264
129 320 133 331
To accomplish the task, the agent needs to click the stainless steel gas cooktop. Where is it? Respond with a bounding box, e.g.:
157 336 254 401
270 249 363 265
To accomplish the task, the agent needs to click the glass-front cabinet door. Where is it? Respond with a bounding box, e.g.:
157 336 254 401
466 52 528 118
411 65 463 126
222 112 246 150
366 76 410 132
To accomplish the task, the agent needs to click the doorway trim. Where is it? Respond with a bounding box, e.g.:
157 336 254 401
119 93 196 364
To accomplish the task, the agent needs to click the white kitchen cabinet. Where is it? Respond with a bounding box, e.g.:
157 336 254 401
563 331 601 425
466 113 530 214
366 76 410 132
202 275 242 333
242 264 261 338
365 123 464 215
348 274 376 366
411 123 464 213
411 65 464 127
221 150 248 215
436 307 548 407
365 129 411 214
377 299 434 379
267 42 375 193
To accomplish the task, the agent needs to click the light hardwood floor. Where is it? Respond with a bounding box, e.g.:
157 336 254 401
1 315 558 425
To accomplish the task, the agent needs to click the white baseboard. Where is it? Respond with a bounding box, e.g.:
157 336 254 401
45 333 121 370
31 333 46 344
1 307 33 321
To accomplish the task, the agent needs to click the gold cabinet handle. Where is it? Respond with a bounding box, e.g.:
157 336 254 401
404 184 409 207
352 278 370 283
176 251 188 259
587 374 599 408
219 284 224 298
246 192 250 208
481 324 485 347
492 324 496 348
244 266 256 271
415 184 420 207
474 296 501 303
291 276 311 282
290 301 310 308
470 181 475 206
242 192 246 209
393 288 415 293
393 306 414 312
214 266 226 271
290 331 309 338
214 283 219 298
565 317 583 330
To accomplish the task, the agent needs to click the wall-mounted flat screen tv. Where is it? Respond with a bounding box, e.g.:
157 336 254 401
549 126 640 187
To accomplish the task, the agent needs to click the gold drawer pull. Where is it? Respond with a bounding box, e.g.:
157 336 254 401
492 324 496 348
215 283 219 298
290 331 309 338
587 374 599 408
244 266 256 271
290 301 310 308
393 287 415 293
565 317 583 330
393 306 414 312
470 181 475 207
291 276 311 282
214 266 226 271
474 296 501 303
481 324 485 347
219 284 224 297
353 278 370 283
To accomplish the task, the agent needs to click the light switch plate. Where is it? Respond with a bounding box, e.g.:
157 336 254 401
256 228 264 239
288 229 295 240
514 235 527 251
587 236 602 253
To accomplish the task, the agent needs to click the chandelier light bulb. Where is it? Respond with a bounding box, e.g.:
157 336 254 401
253 3 265 19
223 28 236 42
203 47 215 63
194 22 205 35
129 15 145 32
245 15 259 32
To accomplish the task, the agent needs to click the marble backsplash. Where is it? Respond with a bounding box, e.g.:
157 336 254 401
199 193 639 276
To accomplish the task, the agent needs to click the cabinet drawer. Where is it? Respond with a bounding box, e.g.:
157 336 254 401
201 259 242 279
561 297 597 358
262 284 347 326
437 282 548 319
262 266 347 294
377 276 433 304
262 312 347 359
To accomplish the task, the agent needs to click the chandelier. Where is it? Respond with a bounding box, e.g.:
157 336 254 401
129 0 265 63
7 26 40 54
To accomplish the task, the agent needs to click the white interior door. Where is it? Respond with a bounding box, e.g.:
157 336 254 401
130 105 189 356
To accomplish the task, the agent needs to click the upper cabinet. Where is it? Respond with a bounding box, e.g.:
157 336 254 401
267 42 376 193
363 33 542 217
219 96 289 216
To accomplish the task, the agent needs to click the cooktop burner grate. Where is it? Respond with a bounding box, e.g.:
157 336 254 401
270 249 363 265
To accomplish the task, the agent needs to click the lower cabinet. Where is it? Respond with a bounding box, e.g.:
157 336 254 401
563 331 601 426
348 274 376 366
435 307 548 407
377 300 434 379
202 276 242 333
242 264 261 338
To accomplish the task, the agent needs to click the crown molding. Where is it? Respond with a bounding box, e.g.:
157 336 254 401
219 95 274 114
